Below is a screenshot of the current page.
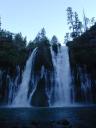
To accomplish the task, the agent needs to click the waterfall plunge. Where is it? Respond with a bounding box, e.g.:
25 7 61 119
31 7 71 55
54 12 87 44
12 48 38 107
12 46 72 107
2 44 95 107
51 46 72 107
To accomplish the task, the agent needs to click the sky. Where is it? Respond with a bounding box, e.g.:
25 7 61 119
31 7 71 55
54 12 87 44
0 0 96 43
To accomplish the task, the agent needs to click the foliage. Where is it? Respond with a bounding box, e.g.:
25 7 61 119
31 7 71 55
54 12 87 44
66 7 83 40
65 7 96 43
0 41 27 69
67 24 96 79
33 28 47 43
51 35 58 44
13 33 26 49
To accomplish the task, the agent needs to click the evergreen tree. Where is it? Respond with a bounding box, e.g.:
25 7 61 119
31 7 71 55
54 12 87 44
40 28 46 39
67 7 74 33
0 17 1 31
83 10 90 31
73 12 83 38
13 33 26 49
90 17 96 26
51 35 58 44
66 7 83 39
33 28 47 43
64 33 70 44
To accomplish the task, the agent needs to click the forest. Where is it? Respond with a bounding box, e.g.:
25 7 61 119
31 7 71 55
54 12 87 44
0 7 96 104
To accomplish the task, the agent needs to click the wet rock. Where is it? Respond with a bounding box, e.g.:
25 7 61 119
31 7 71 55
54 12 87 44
31 121 40 126
30 76 49 107
57 119 72 128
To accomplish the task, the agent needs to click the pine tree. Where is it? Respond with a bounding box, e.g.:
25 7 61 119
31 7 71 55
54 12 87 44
90 17 96 26
74 12 83 37
64 33 70 44
83 10 90 31
0 17 1 31
33 28 47 43
67 7 74 33
51 35 58 44
66 7 83 40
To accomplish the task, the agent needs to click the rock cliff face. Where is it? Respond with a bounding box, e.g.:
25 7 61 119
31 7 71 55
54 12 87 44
67 24 96 103
30 76 49 107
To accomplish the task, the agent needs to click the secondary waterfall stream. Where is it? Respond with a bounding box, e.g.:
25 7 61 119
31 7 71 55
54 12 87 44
12 48 38 107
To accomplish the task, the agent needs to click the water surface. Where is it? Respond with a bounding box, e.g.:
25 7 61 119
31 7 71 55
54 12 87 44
0 106 96 128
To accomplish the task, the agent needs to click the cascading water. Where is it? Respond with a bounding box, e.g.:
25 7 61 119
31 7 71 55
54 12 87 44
12 48 38 107
50 46 72 107
12 46 72 107
78 67 93 103
8 66 20 104
10 45 94 107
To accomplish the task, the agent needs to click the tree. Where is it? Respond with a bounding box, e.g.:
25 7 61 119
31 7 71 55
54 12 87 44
83 10 95 30
66 7 83 39
0 17 1 31
51 36 59 54
72 12 83 38
90 17 96 26
51 35 58 44
78 21 83 34
33 28 47 43
64 33 70 44
40 28 46 39
67 7 74 33
13 33 26 49
83 10 90 31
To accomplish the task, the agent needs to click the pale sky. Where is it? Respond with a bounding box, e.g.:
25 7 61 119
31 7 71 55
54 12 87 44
0 0 96 43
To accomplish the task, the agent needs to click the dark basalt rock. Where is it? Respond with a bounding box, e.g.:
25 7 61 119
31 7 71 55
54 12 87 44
30 76 49 107
33 45 54 72
56 120 72 128
57 119 70 125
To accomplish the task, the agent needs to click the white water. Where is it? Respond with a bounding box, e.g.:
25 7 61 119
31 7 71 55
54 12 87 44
51 46 72 107
78 67 93 103
9 45 94 107
12 48 38 107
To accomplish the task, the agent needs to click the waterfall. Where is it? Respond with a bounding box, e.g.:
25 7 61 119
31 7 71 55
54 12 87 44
10 45 94 107
8 66 20 104
50 46 72 107
12 48 38 107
